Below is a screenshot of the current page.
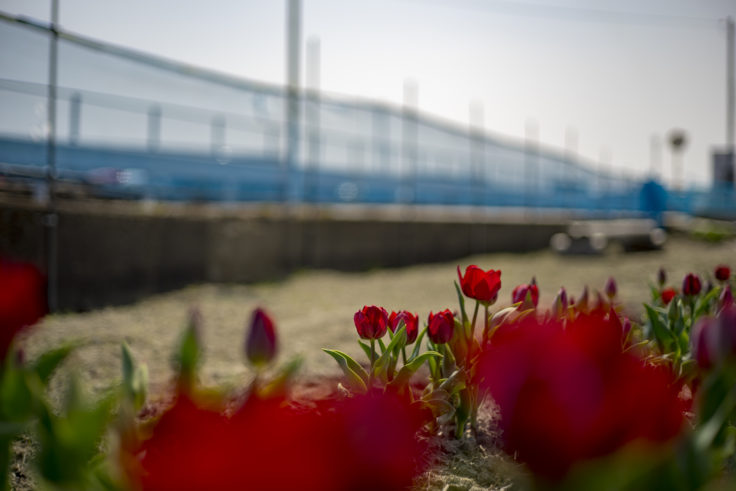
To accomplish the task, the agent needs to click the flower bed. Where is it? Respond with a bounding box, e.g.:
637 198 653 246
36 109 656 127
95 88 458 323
3 239 736 489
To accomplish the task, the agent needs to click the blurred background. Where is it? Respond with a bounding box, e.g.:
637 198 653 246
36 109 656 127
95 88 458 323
0 0 735 310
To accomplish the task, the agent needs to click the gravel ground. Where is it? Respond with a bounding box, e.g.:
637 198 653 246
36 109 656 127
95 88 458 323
20 233 735 403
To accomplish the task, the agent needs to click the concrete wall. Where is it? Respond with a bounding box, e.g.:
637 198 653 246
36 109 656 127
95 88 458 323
0 199 565 310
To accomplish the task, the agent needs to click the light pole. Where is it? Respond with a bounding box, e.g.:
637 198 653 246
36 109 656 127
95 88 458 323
45 0 60 311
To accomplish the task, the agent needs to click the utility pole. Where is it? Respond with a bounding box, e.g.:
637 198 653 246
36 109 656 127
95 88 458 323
45 0 59 311
727 17 735 189
285 0 302 203
306 36 320 202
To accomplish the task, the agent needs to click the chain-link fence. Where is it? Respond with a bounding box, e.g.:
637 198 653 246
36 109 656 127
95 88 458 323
1 12 733 217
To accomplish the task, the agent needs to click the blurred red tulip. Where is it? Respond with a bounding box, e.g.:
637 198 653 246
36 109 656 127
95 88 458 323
715 265 731 282
388 311 419 344
457 265 501 305
427 309 454 344
661 287 677 305
354 306 389 340
475 313 686 481
682 273 702 297
0 258 46 360
133 390 429 490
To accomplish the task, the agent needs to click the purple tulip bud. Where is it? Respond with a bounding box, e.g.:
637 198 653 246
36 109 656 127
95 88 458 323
246 308 278 367
605 277 617 300
657 267 667 287
622 317 632 339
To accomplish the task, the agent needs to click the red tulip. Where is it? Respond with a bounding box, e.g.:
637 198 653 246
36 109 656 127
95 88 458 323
0 258 46 361
682 273 702 297
245 308 278 367
715 265 731 282
132 390 430 490
661 287 677 305
427 309 454 344
476 313 686 481
457 265 501 305
354 306 388 340
388 311 419 344
512 283 539 308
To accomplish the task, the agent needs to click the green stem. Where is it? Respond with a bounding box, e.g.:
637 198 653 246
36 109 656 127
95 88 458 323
483 305 490 346
369 338 376 387
429 341 440 388
401 346 408 365
0 438 9 491
471 301 479 340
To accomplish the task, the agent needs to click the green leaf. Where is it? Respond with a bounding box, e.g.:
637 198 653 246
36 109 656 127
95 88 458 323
358 340 373 361
454 281 469 328
173 323 201 389
32 345 74 385
0 421 27 439
260 357 303 398
439 369 466 395
385 326 407 355
387 351 442 390
409 327 428 361
0 368 34 421
377 338 387 354
644 303 676 354
322 349 368 393
695 287 721 318
121 343 148 411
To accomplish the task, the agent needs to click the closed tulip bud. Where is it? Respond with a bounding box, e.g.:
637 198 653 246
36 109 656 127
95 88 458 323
605 277 617 300
245 308 278 368
389 311 419 344
551 287 568 318
657 267 667 287
354 306 389 340
512 283 539 308
576 286 590 314
427 309 454 344
682 273 702 297
622 317 632 339
715 265 731 282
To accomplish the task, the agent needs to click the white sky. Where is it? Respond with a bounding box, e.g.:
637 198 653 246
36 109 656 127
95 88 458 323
2 0 735 186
